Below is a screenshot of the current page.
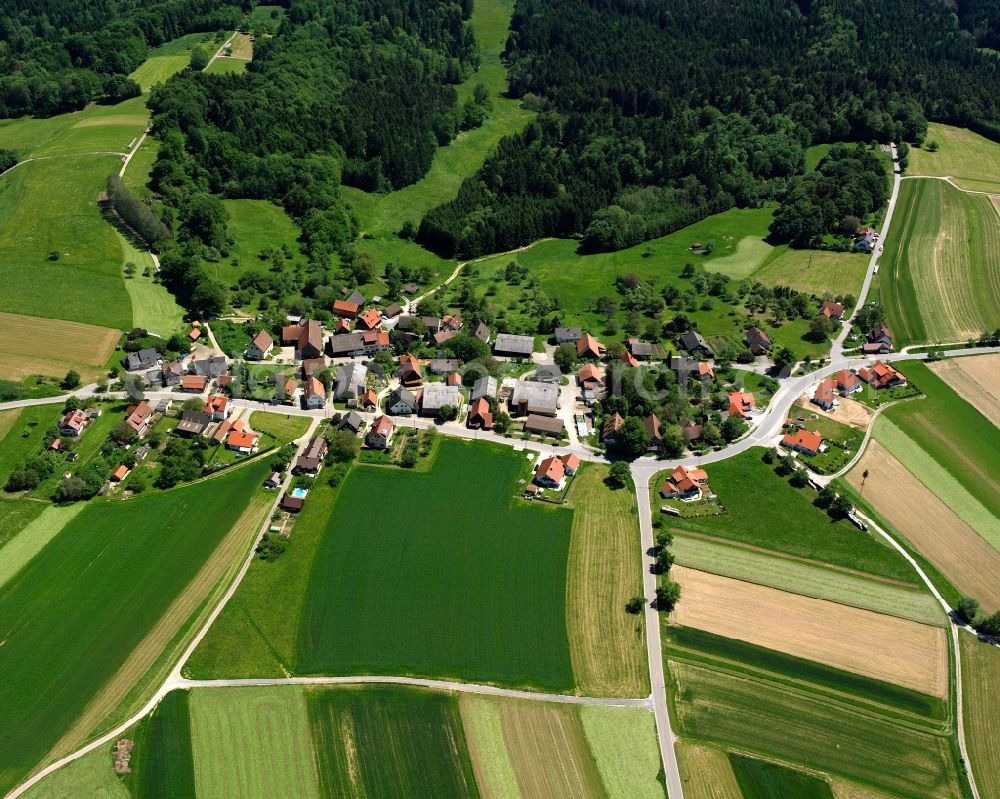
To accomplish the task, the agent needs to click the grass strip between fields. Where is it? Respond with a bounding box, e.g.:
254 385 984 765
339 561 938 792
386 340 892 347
460 695 523 799
958 634 1000 799
0 503 84 589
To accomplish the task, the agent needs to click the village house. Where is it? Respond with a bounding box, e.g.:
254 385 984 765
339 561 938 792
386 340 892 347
602 412 624 444
420 383 462 417
644 413 662 449
620 350 639 369
190 355 228 378
294 437 328 475
398 354 423 387
58 408 89 437
176 410 211 437
554 326 582 344
660 465 709 500
123 402 153 437
340 411 363 434
432 329 457 347
245 330 274 361
383 302 403 319
211 418 236 445
782 428 823 456
264 471 282 489
331 299 361 319
820 300 845 321
302 377 326 409
122 347 159 372
524 414 565 437
334 362 368 401
493 333 536 359
367 415 395 449
180 374 209 393
446 372 463 387
863 323 894 354
812 378 837 410
534 455 567 489
360 388 379 410
279 377 300 405
576 333 606 360
388 387 418 415
680 418 702 443
333 318 351 335
855 226 876 253
442 314 463 332
280 493 305 513
627 338 666 360
110 465 130 483
281 319 324 360
744 326 772 356
473 321 491 343
577 363 605 401
467 397 493 429
357 307 383 330
727 391 756 420
470 375 497 402
203 394 231 422
188 327 201 343
681 330 713 356
429 358 459 375
161 361 185 386
532 364 561 384
227 429 260 454
858 361 907 390
346 289 365 306
511 380 559 416
836 369 862 394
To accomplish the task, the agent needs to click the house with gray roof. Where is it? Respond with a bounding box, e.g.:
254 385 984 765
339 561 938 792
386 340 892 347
346 289 365 306
191 355 228 377
420 383 462 416
334 361 367 400
681 330 713 356
493 333 535 358
123 348 160 372
428 358 459 375
532 364 561 384
388 387 418 415
470 375 497 402
473 321 491 343
510 380 558 416
554 327 582 344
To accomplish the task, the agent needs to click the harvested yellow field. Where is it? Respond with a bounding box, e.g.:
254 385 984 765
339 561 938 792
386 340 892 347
497 701 605 799
848 442 1000 611
831 778 908 799
960 633 1000 799
795 395 874 431
676 742 741 799
928 354 1000 429
565 464 647 697
671 566 948 697
0 311 119 380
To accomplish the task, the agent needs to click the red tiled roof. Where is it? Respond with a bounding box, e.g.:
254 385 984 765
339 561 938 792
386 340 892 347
783 429 822 453
468 396 493 428
577 333 605 358
358 307 382 329
182 374 208 390
227 431 258 449
370 415 394 438
535 455 566 484
111 465 129 481
332 299 361 317
620 351 639 368
814 378 835 404
560 453 580 471
578 363 604 385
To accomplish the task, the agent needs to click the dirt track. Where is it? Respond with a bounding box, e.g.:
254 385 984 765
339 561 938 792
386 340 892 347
848 442 1000 611
671 566 949 697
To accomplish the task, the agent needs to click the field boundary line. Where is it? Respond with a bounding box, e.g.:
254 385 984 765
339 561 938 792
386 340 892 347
901 174 1000 197
174 676 653 707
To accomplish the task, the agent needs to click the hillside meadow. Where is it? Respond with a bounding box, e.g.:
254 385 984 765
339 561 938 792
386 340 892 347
907 123 1000 193
0 458 271 795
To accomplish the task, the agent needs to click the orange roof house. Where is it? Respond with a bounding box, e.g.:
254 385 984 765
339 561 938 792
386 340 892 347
576 333 606 359
123 402 153 435
620 351 639 368
357 307 382 330
820 300 845 320
361 387 378 409
534 455 566 488
727 391 755 419
398 354 422 387
467 396 494 429
782 428 823 456
188 328 201 341
111 465 130 482
181 374 209 392
660 465 708 499
303 377 326 408
697 362 715 380
836 369 861 393
858 361 907 390
812 378 836 410
226 430 260 453
559 453 580 474
332 299 361 318
577 363 605 389
446 371 463 386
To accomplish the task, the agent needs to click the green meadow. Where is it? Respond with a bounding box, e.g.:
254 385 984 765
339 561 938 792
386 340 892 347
118 229 185 335
908 122 1000 193
0 405 61 488
0 459 270 795
0 498 44 550
729 755 834 799
204 58 248 75
665 450 915 581
125 690 197 799
878 178 1000 345
296 440 575 690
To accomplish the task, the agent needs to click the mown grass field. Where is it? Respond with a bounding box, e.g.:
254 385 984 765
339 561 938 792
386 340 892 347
296 439 575 690
130 54 190 91
907 123 1000 193
191 686 320 799
579 706 664 799
753 246 869 298
125 690 196 799
729 755 834 799
878 178 1000 345
117 231 185 336
667 450 915 581
0 459 270 795
309 686 478 799
666 656 962 799
205 57 247 75
246 411 311 444
671 533 943 625
21 746 127 799
0 404 61 488
675 743 741 799
342 0 535 237
959 634 1000 799
0 95 142 159
671 567 948 697
0 156 132 329
565 464 647 697
122 136 159 194
929 353 1000 429
0 498 44 550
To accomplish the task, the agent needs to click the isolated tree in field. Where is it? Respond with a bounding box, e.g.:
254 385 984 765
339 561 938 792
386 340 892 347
606 461 631 489
625 596 647 614
829 494 853 519
772 345 796 372
61 370 80 389
655 581 681 612
956 597 981 625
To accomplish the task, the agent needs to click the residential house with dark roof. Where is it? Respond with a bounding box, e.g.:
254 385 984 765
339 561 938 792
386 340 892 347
388 387 418 415
176 410 211 437
190 355 228 378
493 333 535 358
681 330 713 356
245 330 274 360
346 289 365 306
820 301 845 321
334 362 367 400
554 326 582 344
281 319 324 360
470 375 497 402
627 338 665 360
367 415 395 449
473 321 490 343
340 411 363 433
524 415 564 436
429 358 459 375
601 412 624 444
680 418 702 442
864 323 894 354
644 413 662 449
744 326 772 355
532 364 561 384
383 302 403 318
294 437 328 474
123 348 159 372
161 361 185 386
280 493 305 512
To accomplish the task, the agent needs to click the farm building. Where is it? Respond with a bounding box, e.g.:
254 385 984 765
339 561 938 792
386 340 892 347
627 338 666 360
576 333 606 360
190 355 228 378
334 362 368 401
620 350 639 368
681 330 713 356
122 348 159 372
577 363 605 399
281 319 324 359
420 383 462 416
511 380 558 416
524 415 564 436
494 333 536 359
470 375 497 402
398 354 423 387
820 300 845 321
532 364 561 383
181 374 209 393
554 326 582 344
332 299 361 318
602 412 624 444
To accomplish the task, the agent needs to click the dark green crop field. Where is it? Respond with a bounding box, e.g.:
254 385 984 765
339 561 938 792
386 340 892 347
125 690 196 799
671 450 915 581
296 439 575 691
729 754 834 799
0 458 269 795
308 686 480 799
